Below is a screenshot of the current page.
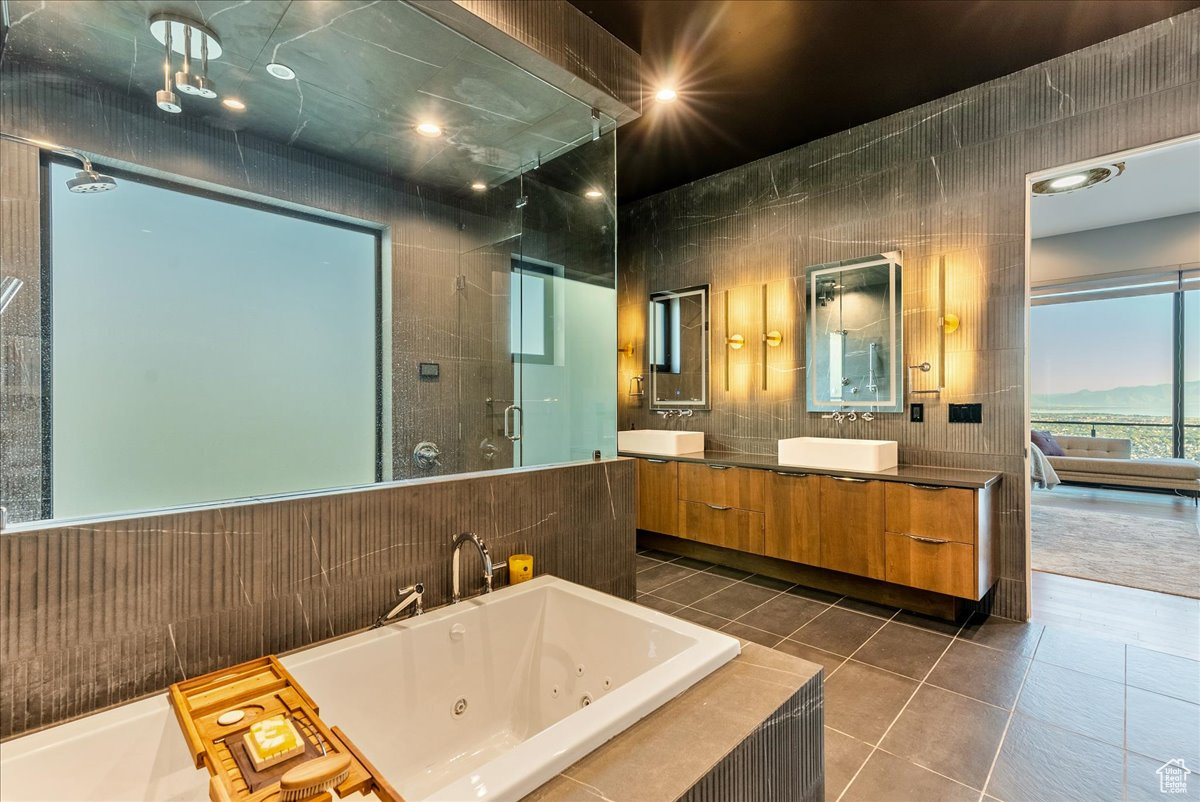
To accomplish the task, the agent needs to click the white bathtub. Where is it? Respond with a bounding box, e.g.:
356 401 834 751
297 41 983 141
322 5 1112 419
0 575 739 802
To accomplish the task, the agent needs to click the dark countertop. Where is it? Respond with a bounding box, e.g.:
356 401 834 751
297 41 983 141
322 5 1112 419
618 449 1002 489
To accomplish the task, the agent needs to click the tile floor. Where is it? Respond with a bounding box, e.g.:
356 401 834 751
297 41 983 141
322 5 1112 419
635 548 1200 802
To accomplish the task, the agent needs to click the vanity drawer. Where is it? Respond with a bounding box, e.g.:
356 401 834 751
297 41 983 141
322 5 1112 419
678 462 765 511
884 532 976 598
637 458 679 535
885 483 976 545
818 476 886 580
764 470 821 565
678 501 765 553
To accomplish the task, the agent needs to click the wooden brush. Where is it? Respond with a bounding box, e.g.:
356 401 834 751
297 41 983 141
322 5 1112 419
278 754 352 802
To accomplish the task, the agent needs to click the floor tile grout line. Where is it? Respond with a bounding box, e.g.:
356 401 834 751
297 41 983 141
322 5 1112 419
1122 645 1129 802
973 625 1045 802
651 569 788 616
718 586 805 639
836 615 968 802
824 606 902 681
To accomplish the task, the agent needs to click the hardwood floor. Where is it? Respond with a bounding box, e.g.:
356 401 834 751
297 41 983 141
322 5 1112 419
1031 571 1199 660
1030 484 1199 658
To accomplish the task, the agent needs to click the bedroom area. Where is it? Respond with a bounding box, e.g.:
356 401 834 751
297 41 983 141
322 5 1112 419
1027 135 1199 642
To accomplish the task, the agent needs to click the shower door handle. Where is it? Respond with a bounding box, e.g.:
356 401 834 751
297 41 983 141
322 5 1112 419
504 405 523 442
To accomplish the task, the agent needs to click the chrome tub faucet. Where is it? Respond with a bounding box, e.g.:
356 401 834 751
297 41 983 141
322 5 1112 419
451 532 494 603
372 582 424 628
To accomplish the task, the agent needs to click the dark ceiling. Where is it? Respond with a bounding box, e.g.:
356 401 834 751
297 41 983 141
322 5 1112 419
569 0 1200 201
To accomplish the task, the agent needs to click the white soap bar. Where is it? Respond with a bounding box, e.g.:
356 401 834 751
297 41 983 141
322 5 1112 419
217 709 245 726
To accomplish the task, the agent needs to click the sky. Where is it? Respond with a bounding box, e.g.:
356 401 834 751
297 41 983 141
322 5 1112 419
1030 292 1196 396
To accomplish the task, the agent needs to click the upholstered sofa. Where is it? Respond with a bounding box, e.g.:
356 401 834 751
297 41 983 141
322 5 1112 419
1045 435 1200 497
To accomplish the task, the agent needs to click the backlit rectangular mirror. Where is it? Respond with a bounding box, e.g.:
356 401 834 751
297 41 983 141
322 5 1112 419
648 285 710 409
805 252 903 413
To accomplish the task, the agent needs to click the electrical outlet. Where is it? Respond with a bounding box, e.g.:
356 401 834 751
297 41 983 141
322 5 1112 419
949 403 983 423
910 403 924 423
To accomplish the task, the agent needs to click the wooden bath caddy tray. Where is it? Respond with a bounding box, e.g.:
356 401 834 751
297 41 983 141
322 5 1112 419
168 655 403 802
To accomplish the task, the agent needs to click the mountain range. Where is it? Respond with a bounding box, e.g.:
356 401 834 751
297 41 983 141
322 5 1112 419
1032 381 1199 416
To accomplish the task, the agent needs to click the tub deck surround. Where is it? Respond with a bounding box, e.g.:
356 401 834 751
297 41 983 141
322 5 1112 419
0 460 636 740
0 576 750 802
526 643 823 802
618 449 1001 489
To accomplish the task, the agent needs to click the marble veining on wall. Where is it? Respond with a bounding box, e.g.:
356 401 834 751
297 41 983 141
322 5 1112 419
618 11 1200 620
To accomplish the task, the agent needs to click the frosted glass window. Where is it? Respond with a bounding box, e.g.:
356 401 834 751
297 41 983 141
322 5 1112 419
509 261 554 364
50 164 378 519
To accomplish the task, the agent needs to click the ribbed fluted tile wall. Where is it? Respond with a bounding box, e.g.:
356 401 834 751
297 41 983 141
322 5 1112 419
680 672 824 802
0 459 635 738
618 12 1200 621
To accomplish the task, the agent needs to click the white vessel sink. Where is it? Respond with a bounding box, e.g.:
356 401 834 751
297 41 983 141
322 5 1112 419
618 429 705 456
778 436 898 472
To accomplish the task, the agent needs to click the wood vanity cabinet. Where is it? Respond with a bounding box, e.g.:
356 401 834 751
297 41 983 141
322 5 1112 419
817 477 886 580
636 458 679 535
633 456 997 604
764 471 821 564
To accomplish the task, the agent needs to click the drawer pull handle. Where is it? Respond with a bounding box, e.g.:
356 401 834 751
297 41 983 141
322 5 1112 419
773 470 810 477
708 464 733 470
830 476 868 483
907 534 949 545
706 504 733 511
645 458 669 464
905 483 946 491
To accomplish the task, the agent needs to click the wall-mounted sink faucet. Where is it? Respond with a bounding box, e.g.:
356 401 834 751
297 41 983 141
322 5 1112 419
372 582 424 627
822 411 875 424
451 532 493 603
656 409 694 420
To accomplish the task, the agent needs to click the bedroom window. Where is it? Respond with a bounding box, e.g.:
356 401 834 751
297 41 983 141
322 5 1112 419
1031 269 1199 460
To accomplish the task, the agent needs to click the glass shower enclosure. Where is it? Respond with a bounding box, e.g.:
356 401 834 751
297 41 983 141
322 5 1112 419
457 134 618 475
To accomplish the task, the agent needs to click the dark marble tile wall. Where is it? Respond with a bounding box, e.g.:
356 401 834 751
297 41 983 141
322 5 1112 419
617 12 1200 620
0 458 636 738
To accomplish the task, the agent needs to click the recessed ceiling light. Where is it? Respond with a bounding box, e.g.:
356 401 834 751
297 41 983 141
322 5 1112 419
265 62 296 80
654 87 678 103
1049 174 1088 189
471 181 487 192
1032 162 1125 196
584 189 603 199
415 122 443 138
222 97 246 111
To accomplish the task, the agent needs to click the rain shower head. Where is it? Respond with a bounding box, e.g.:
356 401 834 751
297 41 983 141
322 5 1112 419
66 169 118 193
0 132 118 194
